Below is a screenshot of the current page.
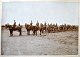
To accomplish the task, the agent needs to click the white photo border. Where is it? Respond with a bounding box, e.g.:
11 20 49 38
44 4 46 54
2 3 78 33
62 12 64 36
0 0 80 57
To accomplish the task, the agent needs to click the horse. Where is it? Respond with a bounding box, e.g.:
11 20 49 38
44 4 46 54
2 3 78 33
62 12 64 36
5 23 10 29
66 25 73 31
1 25 5 30
47 23 55 33
32 25 39 35
8 25 22 36
35 21 46 35
25 23 39 35
39 23 44 35
58 24 73 32
58 24 66 32
72 25 78 31
25 23 32 35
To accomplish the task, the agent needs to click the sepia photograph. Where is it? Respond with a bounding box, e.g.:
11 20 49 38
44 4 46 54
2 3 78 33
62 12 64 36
1 2 79 55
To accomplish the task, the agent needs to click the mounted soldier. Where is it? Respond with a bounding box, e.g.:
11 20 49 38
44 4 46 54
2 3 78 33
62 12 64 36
36 21 39 27
8 20 22 36
44 22 46 27
55 23 58 32
18 23 20 26
36 21 39 31
30 20 33 26
44 22 47 32
13 20 16 28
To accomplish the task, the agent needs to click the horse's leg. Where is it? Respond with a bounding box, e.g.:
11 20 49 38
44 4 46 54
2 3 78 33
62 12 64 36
20 28 22 35
36 31 37 36
11 31 13 36
27 30 29 35
33 30 34 35
45 29 46 32
10 30 11 36
10 30 13 36
42 29 44 33
12 31 13 36
33 30 35 35
20 31 22 35
29 30 30 35
40 30 41 35
19 29 22 36
27 31 28 35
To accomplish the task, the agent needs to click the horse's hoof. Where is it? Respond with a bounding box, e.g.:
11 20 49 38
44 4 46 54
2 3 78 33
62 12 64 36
10 35 12 37
19 35 21 36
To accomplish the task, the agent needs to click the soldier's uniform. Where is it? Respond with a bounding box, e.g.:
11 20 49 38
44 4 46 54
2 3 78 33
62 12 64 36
30 20 33 26
13 20 16 28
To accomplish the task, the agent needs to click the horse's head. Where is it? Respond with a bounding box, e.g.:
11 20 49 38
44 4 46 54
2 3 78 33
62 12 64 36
8 25 13 30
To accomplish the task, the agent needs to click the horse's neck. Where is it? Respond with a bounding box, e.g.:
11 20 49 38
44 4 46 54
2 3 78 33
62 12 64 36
13 25 16 27
36 25 39 27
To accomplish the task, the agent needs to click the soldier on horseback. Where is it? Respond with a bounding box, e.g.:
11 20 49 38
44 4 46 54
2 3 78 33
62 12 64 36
36 21 39 27
19 23 20 26
13 20 16 28
8 20 22 36
44 22 47 32
30 20 33 30
30 20 33 26
44 22 46 27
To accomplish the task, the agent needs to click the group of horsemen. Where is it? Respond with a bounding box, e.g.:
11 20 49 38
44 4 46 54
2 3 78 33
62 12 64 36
17 20 77 31
3 20 78 36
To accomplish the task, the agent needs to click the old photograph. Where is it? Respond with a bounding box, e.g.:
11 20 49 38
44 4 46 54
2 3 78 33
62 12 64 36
1 2 78 55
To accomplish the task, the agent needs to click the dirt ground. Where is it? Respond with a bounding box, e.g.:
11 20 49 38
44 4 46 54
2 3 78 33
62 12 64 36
1 28 78 55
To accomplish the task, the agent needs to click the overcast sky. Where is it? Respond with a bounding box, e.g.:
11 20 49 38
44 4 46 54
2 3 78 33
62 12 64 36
2 2 79 25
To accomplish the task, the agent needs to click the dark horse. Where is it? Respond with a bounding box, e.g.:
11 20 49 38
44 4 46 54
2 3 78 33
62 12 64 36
25 24 31 35
25 23 38 35
8 25 22 36
32 25 38 35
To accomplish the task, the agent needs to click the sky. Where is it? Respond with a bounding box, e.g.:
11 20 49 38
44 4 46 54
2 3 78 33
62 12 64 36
2 2 79 25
